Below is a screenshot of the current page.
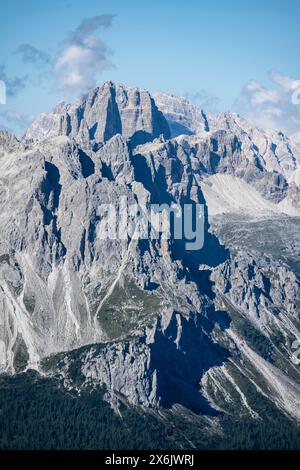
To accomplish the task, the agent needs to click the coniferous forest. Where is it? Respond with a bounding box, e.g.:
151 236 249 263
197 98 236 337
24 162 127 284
0 371 299 450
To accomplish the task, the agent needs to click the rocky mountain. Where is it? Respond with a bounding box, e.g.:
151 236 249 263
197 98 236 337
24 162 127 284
292 132 300 148
24 81 170 148
1 82 300 432
26 86 300 213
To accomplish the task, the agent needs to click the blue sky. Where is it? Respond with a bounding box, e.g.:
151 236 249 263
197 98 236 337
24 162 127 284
1 0 300 135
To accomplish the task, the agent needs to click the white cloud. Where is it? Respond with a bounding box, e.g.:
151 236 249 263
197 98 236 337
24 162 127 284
54 15 114 95
237 71 300 135
244 80 280 106
270 70 300 92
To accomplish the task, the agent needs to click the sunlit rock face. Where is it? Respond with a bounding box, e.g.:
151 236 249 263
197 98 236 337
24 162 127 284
25 81 170 147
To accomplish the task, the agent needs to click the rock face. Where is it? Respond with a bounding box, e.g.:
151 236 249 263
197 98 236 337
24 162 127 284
0 130 24 153
1 82 300 422
22 102 71 143
155 93 300 207
153 92 209 137
211 252 300 326
25 82 170 147
292 132 300 147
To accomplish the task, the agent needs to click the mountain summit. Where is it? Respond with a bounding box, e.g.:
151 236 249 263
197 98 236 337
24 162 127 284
25 81 170 147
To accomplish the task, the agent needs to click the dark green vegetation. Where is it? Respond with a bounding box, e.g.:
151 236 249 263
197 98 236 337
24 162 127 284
0 371 299 450
0 371 178 451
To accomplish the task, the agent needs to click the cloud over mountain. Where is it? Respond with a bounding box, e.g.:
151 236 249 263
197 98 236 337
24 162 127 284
54 15 115 95
238 70 300 135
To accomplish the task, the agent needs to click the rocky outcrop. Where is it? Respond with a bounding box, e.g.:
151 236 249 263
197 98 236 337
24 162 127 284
47 310 229 413
211 252 300 325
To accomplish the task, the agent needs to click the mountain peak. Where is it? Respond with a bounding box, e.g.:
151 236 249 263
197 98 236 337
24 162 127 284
24 81 170 147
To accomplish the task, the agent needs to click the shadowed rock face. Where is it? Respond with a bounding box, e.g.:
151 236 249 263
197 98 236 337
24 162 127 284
1 82 300 420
